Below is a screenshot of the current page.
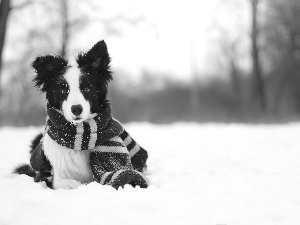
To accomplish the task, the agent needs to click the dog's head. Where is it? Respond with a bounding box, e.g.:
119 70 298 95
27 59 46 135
32 40 112 123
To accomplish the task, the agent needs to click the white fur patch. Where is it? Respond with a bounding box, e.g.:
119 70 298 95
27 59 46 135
62 66 91 123
43 134 95 189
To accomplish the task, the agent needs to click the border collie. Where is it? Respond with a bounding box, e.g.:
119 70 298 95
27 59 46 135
15 40 148 190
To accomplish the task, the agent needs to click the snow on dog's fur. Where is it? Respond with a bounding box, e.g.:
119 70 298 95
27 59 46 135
32 40 112 124
31 41 112 189
15 40 148 190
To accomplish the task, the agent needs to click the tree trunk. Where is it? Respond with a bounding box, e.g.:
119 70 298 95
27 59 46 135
189 41 200 120
251 0 266 111
60 0 69 58
0 0 11 93
230 57 240 97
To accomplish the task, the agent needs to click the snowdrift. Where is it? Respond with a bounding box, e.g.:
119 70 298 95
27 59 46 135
0 123 299 225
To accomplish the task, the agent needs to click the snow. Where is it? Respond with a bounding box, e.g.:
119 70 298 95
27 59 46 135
0 123 300 225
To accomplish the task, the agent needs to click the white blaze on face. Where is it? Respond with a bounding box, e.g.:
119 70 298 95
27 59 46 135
62 66 91 123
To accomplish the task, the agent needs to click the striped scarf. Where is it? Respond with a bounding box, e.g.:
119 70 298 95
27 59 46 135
46 104 123 150
36 103 148 189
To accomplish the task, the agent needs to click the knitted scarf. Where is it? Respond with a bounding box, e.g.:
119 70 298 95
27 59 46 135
46 103 123 150
30 103 148 190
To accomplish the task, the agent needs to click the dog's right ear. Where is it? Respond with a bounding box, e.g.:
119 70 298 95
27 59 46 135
31 55 68 92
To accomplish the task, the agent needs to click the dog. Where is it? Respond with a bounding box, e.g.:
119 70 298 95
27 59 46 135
15 40 148 190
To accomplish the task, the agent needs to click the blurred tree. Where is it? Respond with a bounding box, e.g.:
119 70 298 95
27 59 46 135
0 0 11 94
218 33 242 103
264 0 300 116
0 0 37 107
213 0 251 116
0 0 156 126
189 41 200 120
60 0 69 58
42 0 89 58
250 0 266 111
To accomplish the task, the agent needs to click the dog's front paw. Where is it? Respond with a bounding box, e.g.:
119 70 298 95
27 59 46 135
53 179 82 190
108 170 148 190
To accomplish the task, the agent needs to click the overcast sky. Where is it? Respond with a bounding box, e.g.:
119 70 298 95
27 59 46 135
86 0 251 82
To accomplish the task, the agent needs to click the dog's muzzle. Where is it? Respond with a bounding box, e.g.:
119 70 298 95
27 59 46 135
71 104 83 116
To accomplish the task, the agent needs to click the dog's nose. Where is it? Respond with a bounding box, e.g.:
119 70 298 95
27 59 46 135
71 105 83 116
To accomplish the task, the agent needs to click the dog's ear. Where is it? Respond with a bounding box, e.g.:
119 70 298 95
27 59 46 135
76 40 112 82
31 55 68 91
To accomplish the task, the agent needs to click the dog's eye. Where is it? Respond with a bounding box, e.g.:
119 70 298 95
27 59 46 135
60 88 69 95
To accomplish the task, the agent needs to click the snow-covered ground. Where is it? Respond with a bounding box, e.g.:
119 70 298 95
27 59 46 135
0 123 300 225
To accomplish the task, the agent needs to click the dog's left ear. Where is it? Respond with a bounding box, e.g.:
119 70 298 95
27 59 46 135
76 40 112 82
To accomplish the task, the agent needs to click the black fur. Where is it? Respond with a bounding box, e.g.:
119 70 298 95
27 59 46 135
76 40 113 82
76 41 113 113
32 55 70 110
79 74 111 113
14 164 36 177
32 55 69 92
14 133 43 177
14 133 53 188
31 41 112 112
15 40 114 186
14 163 53 188
29 133 43 154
